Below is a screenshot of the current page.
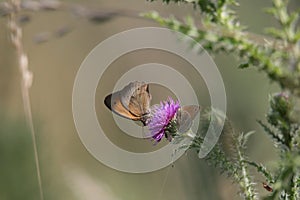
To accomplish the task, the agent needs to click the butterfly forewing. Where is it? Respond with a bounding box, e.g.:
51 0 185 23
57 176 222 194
128 84 151 116
120 82 142 112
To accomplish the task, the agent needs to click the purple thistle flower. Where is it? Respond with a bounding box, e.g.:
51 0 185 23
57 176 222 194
147 97 180 143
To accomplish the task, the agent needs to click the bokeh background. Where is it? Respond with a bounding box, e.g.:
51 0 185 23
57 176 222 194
0 0 299 199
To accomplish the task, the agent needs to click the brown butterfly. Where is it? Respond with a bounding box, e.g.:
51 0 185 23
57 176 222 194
104 81 152 125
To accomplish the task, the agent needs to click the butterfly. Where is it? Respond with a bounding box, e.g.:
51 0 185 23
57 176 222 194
176 105 201 133
104 81 152 126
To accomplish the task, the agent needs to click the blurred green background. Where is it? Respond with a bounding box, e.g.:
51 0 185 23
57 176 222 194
0 0 299 199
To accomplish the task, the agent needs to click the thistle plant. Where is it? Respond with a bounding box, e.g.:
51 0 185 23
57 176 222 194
143 0 300 199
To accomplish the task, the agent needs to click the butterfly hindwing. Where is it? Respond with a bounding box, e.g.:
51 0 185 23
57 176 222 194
182 105 200 120
177 110 192 133
104 92 140 121
176 105 200 133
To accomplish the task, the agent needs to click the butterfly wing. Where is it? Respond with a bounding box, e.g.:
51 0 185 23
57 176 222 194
177 105 200 133
104 81 151 125
119 82 142 111
177 109 192 133
182 105 200 120
104 92 141 121
120 82 151 114
120 81 151 124
127 83 151 116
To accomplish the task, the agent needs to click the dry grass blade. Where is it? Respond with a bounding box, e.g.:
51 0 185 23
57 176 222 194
8 0 44 200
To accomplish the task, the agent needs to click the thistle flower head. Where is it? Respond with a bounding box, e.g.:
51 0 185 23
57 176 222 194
147 97 180 143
